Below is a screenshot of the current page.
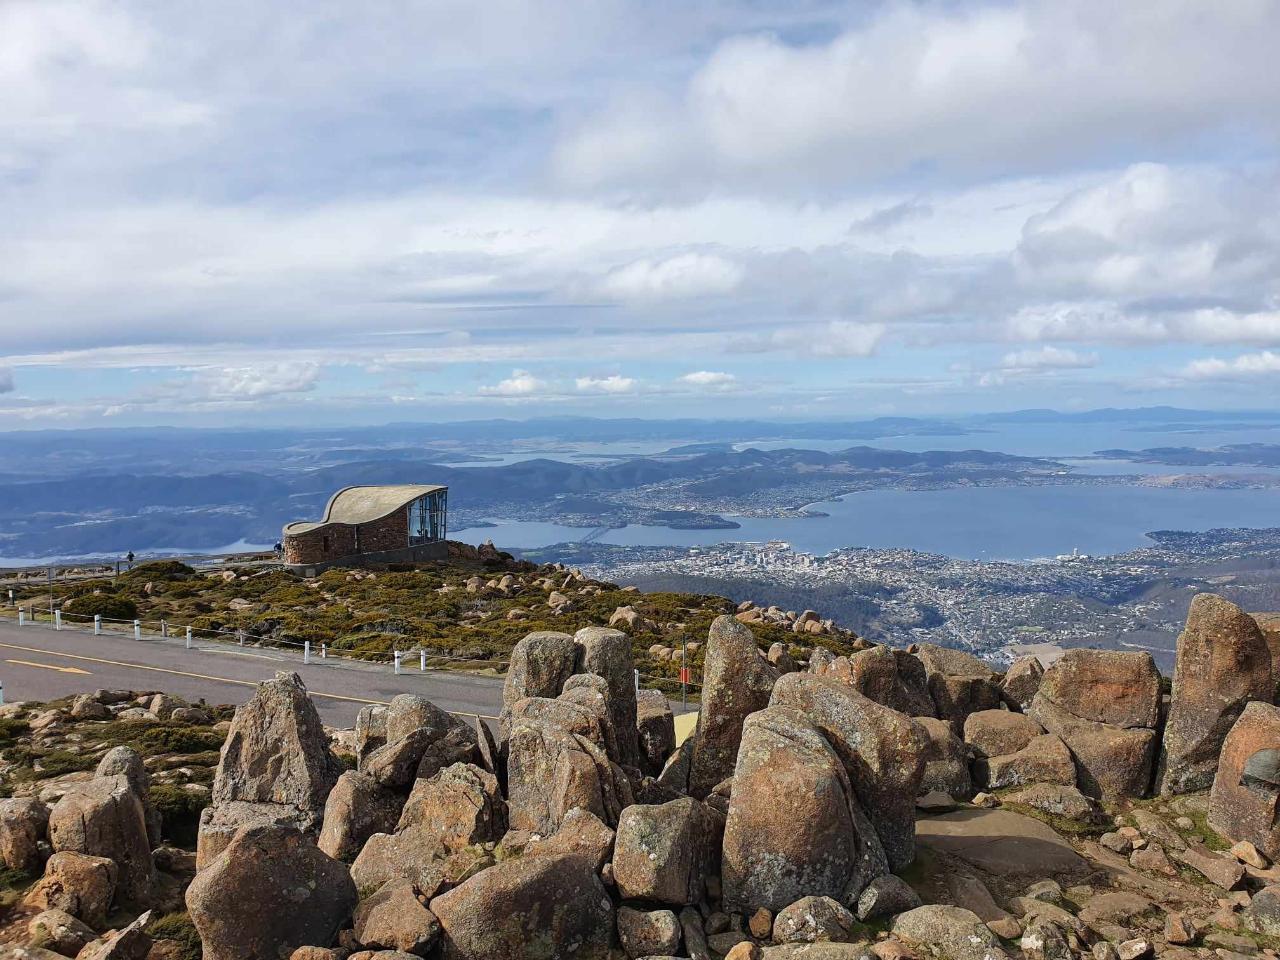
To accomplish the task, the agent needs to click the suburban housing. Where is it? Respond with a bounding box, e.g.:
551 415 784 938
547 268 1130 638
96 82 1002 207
282 483 448 572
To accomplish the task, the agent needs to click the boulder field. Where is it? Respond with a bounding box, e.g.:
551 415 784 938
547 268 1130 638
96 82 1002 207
2 593 1280 960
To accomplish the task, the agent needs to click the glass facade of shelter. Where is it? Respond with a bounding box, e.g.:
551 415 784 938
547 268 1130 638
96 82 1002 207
407 488 448 544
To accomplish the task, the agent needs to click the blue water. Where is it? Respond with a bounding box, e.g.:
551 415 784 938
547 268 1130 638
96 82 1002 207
454 484 1280 561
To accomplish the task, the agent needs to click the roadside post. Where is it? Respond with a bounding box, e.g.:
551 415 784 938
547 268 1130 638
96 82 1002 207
321 643 326 659
304 641 311 664
54 610 62 630
133 620 141 641
0 681 4 706
393 650 402 675
420 650 426 672
680 645 688 711
94 615 101 635
185 627 192 649
18 609 25 627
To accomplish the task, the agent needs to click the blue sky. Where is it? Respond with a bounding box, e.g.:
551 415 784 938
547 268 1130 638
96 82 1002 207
2 0 1279 427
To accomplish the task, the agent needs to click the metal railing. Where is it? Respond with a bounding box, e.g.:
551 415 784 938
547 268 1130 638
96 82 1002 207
0 603 703 704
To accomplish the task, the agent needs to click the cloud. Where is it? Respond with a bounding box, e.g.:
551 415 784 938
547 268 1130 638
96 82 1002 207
733 321 886 358
0 367 13 394
1000 346 1098 371
594 253 744 302
555 1 1280 193
1181 351 1280 381
575 375 637 394
191 362 320 400
480 369 546 397
679 370 736 389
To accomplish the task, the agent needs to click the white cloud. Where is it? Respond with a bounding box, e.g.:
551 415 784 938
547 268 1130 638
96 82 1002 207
191 362 319 400
575 375 637 394
594 253 744 302
0 367 13 394
735 321 885 358
1000 346 1098 371
556 1 1280 193
679 370 736 389
1181 351 1280 381
480 369 546 397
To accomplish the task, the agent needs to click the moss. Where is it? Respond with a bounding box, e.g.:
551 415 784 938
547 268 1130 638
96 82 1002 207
144 912 202 960
999 800 1112 838
0 717 30 747
150 785 211 847
136 725 224 755
63 592 138 621
0 865 37 909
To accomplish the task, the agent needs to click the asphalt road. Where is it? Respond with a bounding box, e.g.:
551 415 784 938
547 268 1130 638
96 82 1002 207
0 620 506 726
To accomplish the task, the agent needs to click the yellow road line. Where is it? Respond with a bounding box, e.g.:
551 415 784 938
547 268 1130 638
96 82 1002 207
5 658 92 676
0 641 385 707
208 649 287 662
0 640 501 719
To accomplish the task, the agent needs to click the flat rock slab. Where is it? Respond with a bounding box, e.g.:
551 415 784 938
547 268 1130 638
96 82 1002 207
916 808 1086 876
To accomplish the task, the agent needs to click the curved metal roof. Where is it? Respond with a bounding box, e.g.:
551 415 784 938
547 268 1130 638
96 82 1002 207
283 483 446 535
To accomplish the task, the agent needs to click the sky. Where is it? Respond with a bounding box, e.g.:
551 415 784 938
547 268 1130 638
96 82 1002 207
1 0 1279 428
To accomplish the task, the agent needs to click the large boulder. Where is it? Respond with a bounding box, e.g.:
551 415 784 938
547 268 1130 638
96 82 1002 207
48 774 153 907
1036 649 1162 729
1209 700 1280 858
501 631 578 736
1002 657 1044 711
688 616 780 798
317 772 404 862
722 707 886 913
211 672 340 833
349 824 449 896
985 734 1077 790
575 626 641 768
614 797 722 905
397 763 505 851
916 716 972 798
1029 695 1157 800
186 824 357 960
770 672 927 869
197 800 315 869
916 646 1002 733
0 797 49 873
964 711 1044 759
361 696 480 789
352 879 440 956
506 715 632 834
892 905 1008 960
95 746 160 849
847 646 935 718
637 689 676 777
616 906 681 959
1162 594 1275 795
24 852 118 929
430 853 613 960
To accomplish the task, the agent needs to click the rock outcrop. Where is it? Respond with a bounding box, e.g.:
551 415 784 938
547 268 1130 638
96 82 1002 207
186 824 356 960
1030 650 1162 800
1162 593 1275 795
688 616 780 798
722 706 886 913
1209 699 1280 858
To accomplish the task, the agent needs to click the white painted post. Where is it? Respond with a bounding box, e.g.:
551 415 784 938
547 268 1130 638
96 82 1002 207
304 640 311 664
133 620 141 640
420 650 426 672
161 620 168 638
94 615 101 635
7 589 13 605
634 668 639 695
54 610 62 630
185 626 192 649
18 609 25 627
238 630 244 646
321 643 327 659
0 681 4 706
394 650 402 675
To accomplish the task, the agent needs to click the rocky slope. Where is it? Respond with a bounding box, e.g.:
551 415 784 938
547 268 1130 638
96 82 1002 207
2 593 1280 959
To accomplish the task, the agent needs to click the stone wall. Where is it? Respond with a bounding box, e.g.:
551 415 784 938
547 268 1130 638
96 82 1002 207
283 509 411 567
